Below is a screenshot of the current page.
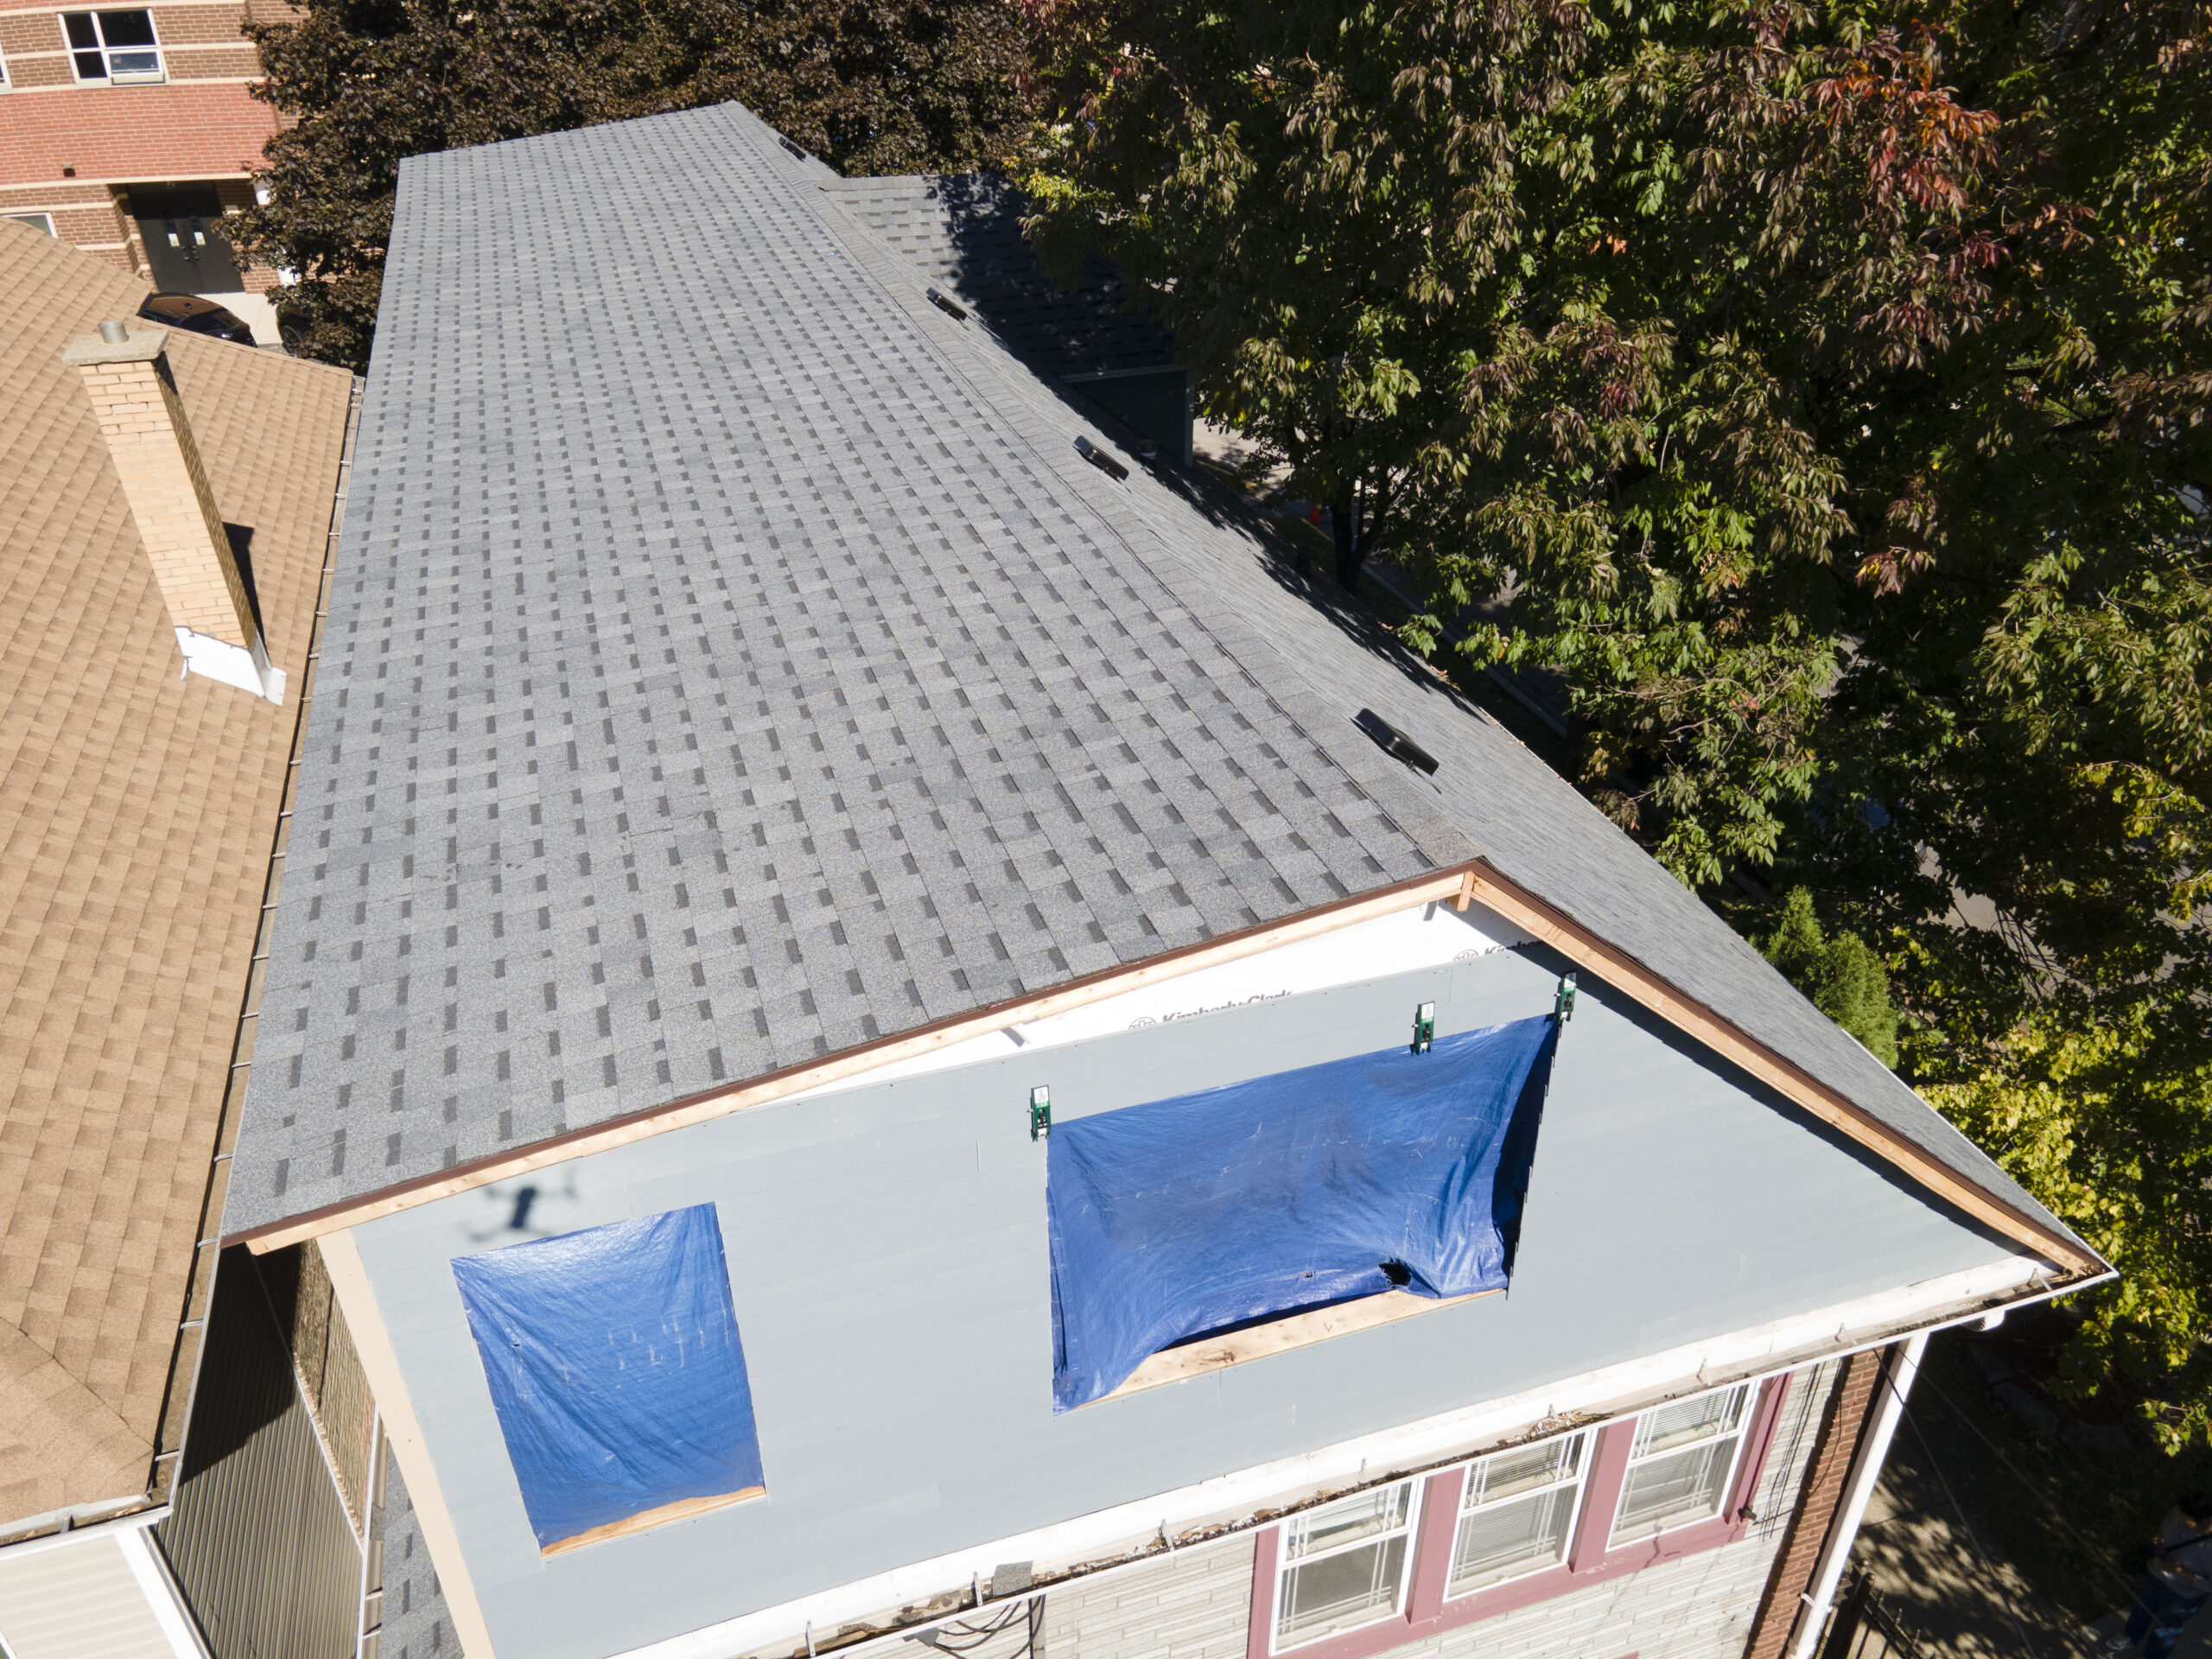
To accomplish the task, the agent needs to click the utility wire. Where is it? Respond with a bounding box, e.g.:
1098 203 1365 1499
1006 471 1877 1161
1910 1367 2143 1599
1886 1363 2055 1659
917 1598 1043 1657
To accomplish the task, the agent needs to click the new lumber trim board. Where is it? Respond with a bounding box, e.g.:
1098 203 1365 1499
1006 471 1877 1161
541 1488 766 1558
319 1229 500 1659
233 857 2096 1278
1452 863 2099 1277
1094 1289 1503 1407
232 868 1473 1251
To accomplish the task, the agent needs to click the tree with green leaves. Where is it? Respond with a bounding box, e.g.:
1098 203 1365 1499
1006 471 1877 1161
235 0 1033 368
1761 887 1900 1065
1027 0 2212 1436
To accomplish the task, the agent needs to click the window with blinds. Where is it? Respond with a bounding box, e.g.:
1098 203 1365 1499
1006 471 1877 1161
1274 1481 1419 1648
1448 1431 1592 1594
1608 1382 1753 1544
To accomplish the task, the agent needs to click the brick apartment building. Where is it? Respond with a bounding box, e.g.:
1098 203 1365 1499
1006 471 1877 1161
0 0 290 343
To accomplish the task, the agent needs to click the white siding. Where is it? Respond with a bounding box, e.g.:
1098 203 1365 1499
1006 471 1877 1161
1024 1360 1841 1659
0 1532 181 1659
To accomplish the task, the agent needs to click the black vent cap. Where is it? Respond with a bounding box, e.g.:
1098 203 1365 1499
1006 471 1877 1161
1354 709 1440 775
926 288 968 321
1075 435 1129 482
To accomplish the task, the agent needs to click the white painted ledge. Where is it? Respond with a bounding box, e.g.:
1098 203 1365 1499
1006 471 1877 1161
611 1252 2053 1659
175 626 284 703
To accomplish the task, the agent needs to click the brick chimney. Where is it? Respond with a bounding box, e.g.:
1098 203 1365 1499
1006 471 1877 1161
62 321 283 702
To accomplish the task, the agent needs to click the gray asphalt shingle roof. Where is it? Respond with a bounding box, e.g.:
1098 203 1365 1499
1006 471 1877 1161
224 101 2074 1255
828 171 1178 379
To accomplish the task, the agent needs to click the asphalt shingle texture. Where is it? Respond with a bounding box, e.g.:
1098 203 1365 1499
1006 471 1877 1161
223 101 2077 1254
828 172 1178 378
0 219 353 1520
379 1452 457 1658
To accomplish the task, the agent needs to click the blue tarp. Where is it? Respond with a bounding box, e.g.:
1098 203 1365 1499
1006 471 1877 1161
452 1204 765 1549
1047 1015 1556 1411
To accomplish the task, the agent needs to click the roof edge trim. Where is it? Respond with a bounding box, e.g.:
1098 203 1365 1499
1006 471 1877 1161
232 865 1473 1250
231 859 2098 1277
1452 865 2101 1276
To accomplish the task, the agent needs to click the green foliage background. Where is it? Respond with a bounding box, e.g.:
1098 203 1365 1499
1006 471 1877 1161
1028 0 2212 1435
233 0 1033 367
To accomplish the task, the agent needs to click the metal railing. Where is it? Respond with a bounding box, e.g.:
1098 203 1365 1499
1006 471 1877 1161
1821 1569 1931 1659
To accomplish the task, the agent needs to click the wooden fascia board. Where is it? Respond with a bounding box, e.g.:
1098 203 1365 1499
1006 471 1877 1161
319 1229 500 1659
232 867 1474 1251
1452 865 2100 1277
232 858 2095 1278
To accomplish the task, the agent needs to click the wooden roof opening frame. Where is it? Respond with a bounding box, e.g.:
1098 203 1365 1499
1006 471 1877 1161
231 860 2100 1278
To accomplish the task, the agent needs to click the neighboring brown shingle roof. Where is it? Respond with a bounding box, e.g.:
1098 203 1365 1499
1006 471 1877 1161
0 220 354 1528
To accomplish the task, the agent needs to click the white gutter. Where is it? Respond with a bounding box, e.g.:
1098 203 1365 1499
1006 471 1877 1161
0 1503 169 1559
1786 1330 1927 1659
615 1258 2085 1659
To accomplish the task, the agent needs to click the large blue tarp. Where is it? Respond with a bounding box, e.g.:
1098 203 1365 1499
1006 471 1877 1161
1047 1015 1556 1411
452 1204 765 1549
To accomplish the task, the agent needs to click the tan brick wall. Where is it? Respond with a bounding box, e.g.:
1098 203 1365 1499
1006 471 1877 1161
71 340 256 646
1740 1350 1885 1659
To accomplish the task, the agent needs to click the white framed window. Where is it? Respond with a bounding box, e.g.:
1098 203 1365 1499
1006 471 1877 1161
1608 1382 1753 1545
1446 1430 1592 1594
1273 1479 1420 1649
61 10 165 83
6 213 56 236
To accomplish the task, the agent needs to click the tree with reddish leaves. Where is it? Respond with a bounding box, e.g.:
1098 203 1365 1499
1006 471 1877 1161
1030 0 2212 1433
232 0 1033 369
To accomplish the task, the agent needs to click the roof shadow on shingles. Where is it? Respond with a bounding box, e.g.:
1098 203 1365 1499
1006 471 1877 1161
824 171 1176 383
221 99 2078 1259
794 109 2078 1249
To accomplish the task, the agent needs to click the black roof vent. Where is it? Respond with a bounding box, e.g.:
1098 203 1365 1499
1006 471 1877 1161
1354 709 1440 776
926 288 968 321
1075 435 1128 481
777 135 808 162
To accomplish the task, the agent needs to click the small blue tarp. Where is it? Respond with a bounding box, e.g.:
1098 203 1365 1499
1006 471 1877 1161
1047 1015 1556 1411
452 1204 765 1549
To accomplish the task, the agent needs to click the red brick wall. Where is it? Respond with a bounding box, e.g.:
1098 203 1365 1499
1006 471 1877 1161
0 81 278 186
1741 1347 1887 1659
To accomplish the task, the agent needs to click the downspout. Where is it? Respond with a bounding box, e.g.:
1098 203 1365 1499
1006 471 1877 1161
1786 1330 1928 1659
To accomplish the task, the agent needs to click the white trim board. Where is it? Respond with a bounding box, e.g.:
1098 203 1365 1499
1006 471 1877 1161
608 1252 2049 1659
115 1527 214 1659
785 897 1524 1103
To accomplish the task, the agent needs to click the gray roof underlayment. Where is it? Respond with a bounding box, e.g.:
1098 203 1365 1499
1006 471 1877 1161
222 101 2078 1254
